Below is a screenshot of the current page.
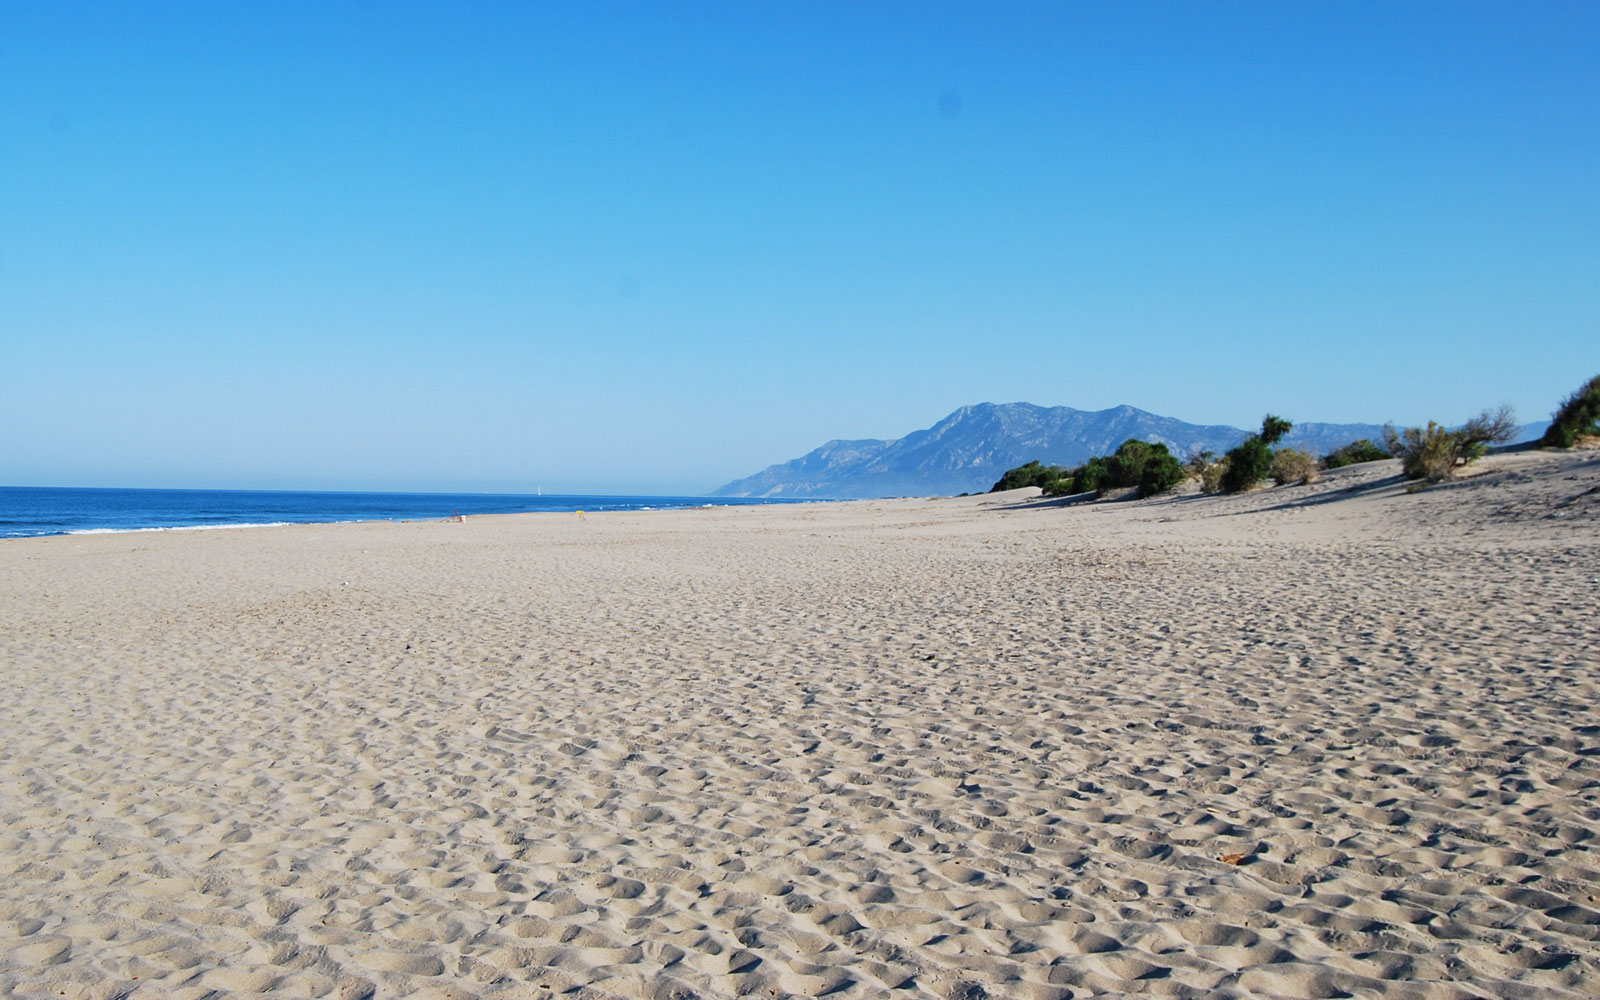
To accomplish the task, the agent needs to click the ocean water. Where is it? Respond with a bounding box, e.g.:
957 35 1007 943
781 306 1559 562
0 487 801 539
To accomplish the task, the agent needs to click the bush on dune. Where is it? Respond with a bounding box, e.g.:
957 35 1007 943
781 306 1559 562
1322 439 1391 469
1186 451 1227 493
990 460 1067 493
1063 455 1110 496
1198 457 1229 493
1105 439 1156 487
1220 414 1292 493
1541 374 1600 448
1221 437 1273 493
1384 405 1517 482
994 412 1337 500
1099 438 1185 497
1138 449 1186 496
1270 448 1318 485
1011 438 1188 500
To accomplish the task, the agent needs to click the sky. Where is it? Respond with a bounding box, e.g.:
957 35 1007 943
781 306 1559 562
3 2 1596 494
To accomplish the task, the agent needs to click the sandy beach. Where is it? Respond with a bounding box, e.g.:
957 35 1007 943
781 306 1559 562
2 449 1598 1000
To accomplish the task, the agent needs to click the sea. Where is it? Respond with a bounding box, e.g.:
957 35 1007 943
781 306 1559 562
0 486 803 540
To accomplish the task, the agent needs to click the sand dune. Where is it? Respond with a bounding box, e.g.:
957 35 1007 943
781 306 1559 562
2 450 1598 998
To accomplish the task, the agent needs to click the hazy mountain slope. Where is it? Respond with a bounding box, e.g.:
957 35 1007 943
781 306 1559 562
704 439 892 498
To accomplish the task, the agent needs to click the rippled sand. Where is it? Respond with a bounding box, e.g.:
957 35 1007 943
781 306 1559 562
2 450 1598 999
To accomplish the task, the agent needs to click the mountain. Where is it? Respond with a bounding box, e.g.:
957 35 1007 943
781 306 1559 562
712 402 1401 499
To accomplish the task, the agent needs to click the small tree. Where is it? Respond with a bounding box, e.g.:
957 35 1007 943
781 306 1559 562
1260 414 1292 446
1221 415 1293 493
1221 438 1273 492
1384 405 1517 482
1541 374 1600 448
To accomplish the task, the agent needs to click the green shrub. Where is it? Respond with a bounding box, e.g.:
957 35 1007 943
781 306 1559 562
1138 451 1186 496
1384 405 1517 482
1260 414 1292 446
1000 438 1190 500
1322 439 1391 469
1080 439 1183 496
1105 439 1155 488
1221 437 1273 492
990 460 1067 492
1068 456 1111 495
1270 448 1318 485
1541 374 1600 448
1220 415 1295 493
1384 422 1457 482
1023 439 1189 499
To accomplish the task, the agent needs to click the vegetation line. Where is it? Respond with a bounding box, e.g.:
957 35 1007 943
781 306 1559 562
990 373 1597 501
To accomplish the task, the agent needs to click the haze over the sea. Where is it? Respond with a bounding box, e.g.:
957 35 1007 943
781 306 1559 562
4 3 1595 494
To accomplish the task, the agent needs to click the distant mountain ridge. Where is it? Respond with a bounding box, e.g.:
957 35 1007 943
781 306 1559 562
712 402 1547 499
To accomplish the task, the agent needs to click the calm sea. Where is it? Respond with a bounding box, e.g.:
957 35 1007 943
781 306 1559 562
0 487 803 540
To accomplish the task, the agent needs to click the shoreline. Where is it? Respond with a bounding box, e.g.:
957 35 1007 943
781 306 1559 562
2 450 1597 999
8 444 1592 546
0 490 833 543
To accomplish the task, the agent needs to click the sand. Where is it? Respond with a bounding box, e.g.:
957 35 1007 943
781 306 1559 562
2 449 1598 1000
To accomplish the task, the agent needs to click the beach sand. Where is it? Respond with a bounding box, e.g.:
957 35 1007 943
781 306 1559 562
2 450 1598 999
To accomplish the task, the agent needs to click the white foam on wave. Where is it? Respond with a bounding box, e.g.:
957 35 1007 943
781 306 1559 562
65 522 298 535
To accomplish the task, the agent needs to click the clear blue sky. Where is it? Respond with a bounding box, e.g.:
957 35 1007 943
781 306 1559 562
3 2 1596 494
